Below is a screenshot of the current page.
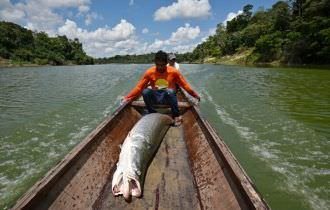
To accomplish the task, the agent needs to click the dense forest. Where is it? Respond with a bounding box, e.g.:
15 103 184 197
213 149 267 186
97 0 329 65
1 0 329 66
188 0 329 65
0 21 93 65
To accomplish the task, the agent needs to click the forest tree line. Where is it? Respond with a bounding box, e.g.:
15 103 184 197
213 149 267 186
1 0 329 66
98 0 329 65
186 0 329 65
0 21 93 65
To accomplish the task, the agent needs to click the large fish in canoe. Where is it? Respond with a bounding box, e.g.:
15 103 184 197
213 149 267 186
112 113 173 200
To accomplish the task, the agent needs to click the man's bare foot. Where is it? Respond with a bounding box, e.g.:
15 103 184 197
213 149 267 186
174 116 183 126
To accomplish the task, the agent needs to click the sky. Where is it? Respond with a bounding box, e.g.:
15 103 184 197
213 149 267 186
0 0 279 58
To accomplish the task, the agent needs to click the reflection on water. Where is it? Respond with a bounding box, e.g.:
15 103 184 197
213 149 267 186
0 64 329 210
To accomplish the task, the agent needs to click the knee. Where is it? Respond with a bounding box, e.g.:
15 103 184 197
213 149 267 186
142 88 152 96
165 88 176 96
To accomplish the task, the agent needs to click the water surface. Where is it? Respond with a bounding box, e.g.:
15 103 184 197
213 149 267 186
0 64 329 209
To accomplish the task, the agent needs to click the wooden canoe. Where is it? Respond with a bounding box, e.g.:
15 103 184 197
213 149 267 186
12 90 270 210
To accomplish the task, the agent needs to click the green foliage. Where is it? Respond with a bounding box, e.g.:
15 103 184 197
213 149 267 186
227 4 253 33
318 28 330 60
33 58 49 65
270 1 291 31
180 0 330 65
0 22 34 59
254 32 284 62
241 23 269 47
0 21 93 65
12 48 34 61
226 33 243 55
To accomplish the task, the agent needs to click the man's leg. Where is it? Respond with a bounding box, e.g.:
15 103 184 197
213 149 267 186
142 88 157 114
163 89 180 118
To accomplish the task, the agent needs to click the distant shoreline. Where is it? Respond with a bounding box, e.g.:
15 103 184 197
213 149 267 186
198 50 330 70
201 59 330 70
0 58 79 68
1 58 329 70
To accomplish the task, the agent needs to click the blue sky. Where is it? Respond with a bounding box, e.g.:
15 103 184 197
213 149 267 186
0 0 278 57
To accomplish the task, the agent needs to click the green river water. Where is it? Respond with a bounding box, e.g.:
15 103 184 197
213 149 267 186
0 64 329 209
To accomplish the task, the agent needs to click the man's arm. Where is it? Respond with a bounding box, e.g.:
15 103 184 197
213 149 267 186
175 72 200 100
124 72 149 102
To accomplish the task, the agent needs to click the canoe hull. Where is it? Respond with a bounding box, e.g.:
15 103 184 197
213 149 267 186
12 91 269 210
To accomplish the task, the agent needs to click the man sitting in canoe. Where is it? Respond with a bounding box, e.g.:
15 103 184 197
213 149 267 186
122 50 200 126
167 53 180 70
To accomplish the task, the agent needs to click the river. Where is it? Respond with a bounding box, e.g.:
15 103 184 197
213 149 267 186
0 64 329 209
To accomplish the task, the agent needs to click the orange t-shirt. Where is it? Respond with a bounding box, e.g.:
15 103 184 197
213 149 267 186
124 66 199 101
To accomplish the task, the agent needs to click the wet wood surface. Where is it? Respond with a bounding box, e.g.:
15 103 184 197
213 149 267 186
95 126 201 210
183 110 244 210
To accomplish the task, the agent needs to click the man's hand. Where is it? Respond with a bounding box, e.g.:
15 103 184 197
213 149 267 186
191 95 200 106
120 97 130 105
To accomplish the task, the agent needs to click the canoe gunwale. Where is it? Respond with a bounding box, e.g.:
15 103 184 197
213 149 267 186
182 90 269 209
11 103 130 209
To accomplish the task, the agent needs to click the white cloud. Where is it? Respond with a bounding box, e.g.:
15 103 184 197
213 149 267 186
0 0 92 35
0 6 25 23
79 5 90 13
201 27 216 42
36 0 91 8
24 2 64 35
223 10 243 25
57 20 78 37
154 0 211 21
69 22 201 57
208 27 216 36
146 23 200 53
129 0 134 6
85 15 92 26
169 23 200 43
142 28 149 34
102 39 146 56
84 12 102 26
147 39 169 52
172 43 197 53
58 19 138 57
147 40 198 54
0 0 25 23
59 19 135 42
81 23 200 56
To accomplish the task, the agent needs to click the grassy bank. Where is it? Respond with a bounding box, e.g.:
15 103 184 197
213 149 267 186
0 58 42 68
201 48 282 67
201 49 330 70
0 57 82 68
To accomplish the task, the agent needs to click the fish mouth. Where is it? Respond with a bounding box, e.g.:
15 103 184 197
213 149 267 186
112 174 142 200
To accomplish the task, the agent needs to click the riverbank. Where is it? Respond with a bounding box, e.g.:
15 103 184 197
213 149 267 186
2 55 329 70
200 49 330 70
0 58 41 68
0 58 82 68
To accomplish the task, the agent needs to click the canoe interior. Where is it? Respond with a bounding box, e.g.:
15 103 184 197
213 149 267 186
12 92 269 210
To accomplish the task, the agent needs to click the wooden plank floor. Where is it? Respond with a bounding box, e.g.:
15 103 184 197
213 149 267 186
94 126 201 210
